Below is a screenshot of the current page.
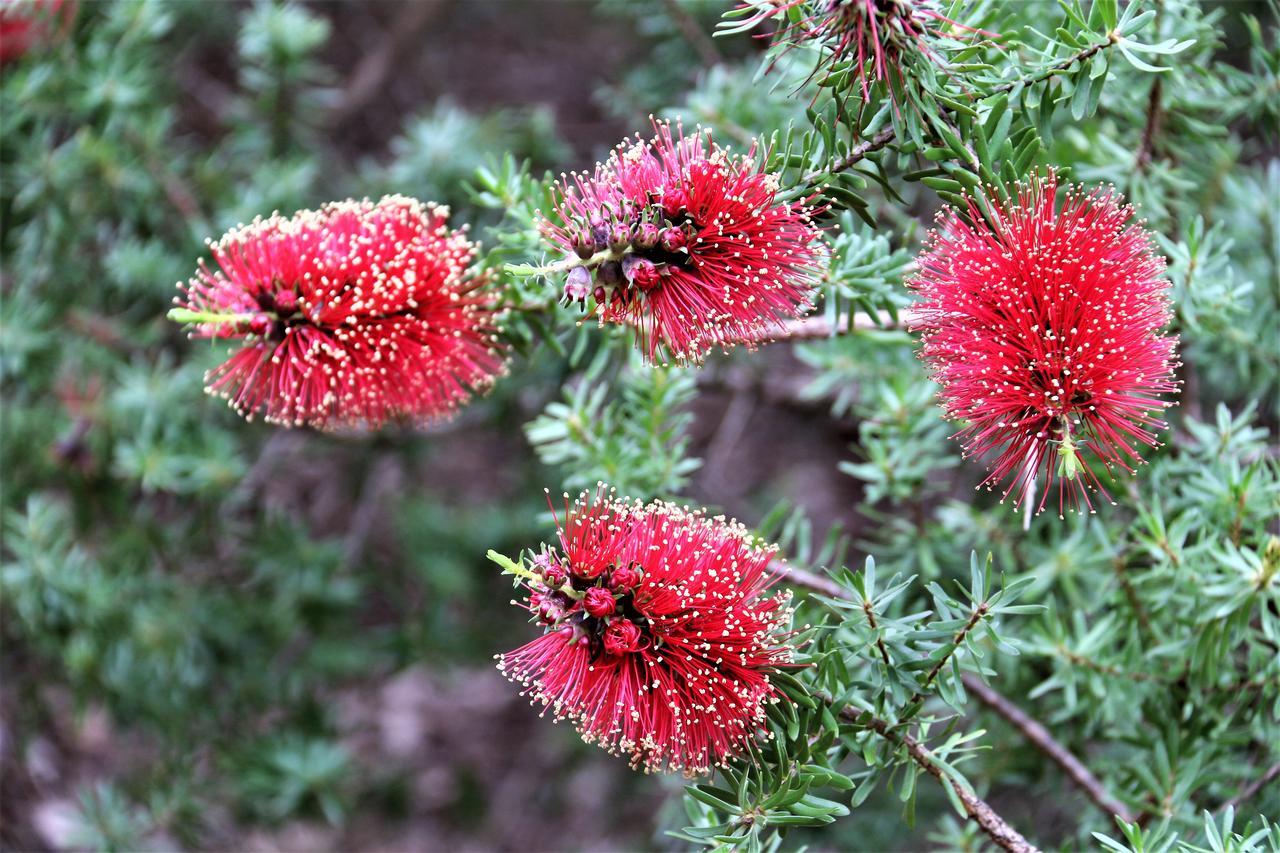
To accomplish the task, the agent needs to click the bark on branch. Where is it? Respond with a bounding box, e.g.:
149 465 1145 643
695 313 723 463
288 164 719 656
961 673 1138 823
840 705 1041 853
772 560 1135 831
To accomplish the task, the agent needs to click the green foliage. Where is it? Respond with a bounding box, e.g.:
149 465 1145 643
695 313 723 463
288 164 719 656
364 101 568 214
526 350 702 499
234 735 353 825
1 0 1276 849
675 554 1041 851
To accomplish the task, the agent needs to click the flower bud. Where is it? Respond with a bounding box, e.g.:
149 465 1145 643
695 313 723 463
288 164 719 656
543 562 567 587
609 563 640 591
634 222 661 250
622 256 660 292
659 227 687 254
608 223 633 253
564 266 592 304
532 551 568 587
602 620 642 656
248 313 273 336
274 289 299 316
661 190 689 219
583 586 616 618
533 590 572 624
589 216 610 247
574 231 597 259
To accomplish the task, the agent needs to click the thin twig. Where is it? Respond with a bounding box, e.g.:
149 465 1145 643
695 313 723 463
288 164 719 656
761 308 916 342
1219 762 1280 815
771 561 843 597
1056 647 1166 683
905 602 989 709
703 386 756 490
839 704 1041 853
661 0 721 67
329 0 452 129
988 36 1118 97
804 37 1118 182
863 598 892 667
343 453 403 567
1112 555 1154 642
1135 77 1163 172
802 126 897 183
962 673 1138 823
772 561 1134 830
123 128 206 228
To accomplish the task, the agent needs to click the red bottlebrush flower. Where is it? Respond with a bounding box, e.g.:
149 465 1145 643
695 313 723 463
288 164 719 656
1 0 75 66
540 121 825 364
173 196 507 429
909 174 1180 516
497 488 794 774
736 0 979 104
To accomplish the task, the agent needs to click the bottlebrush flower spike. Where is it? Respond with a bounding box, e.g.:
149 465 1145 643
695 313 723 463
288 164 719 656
909 173 1180 516
539 120 825 364
734 0 978 104
171 196 506 429
493 487 794 775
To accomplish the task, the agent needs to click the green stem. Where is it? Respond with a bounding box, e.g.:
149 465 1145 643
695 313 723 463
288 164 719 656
1056 417 1083 481
167 307 264 326
507 245 633 278
485 549 583 600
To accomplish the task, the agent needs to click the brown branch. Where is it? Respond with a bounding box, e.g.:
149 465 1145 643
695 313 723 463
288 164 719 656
1134 77 1163 172
802 126 897 183
988 35 1118 98
772 561 1133 830
661 0 721 67
756 308 917 343
962 673 1138 824
842 705 1041 853
329 0 452 129
1219 762 1280 815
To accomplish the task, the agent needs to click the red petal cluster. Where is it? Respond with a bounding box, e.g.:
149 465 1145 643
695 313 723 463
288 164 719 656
176 196 506 429
542 121 825 363
0 0 75 66
909 174 1180 515
498 488 794 775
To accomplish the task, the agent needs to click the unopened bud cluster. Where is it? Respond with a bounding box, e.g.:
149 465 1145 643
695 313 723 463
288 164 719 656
560 201 696 312
526 546 647 659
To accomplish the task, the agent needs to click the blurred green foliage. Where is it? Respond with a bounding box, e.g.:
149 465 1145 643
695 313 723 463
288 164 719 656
1 0 1277 850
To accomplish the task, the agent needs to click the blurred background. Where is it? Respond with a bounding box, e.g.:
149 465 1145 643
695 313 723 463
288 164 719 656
2 0 1275 851
0 2 861 849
